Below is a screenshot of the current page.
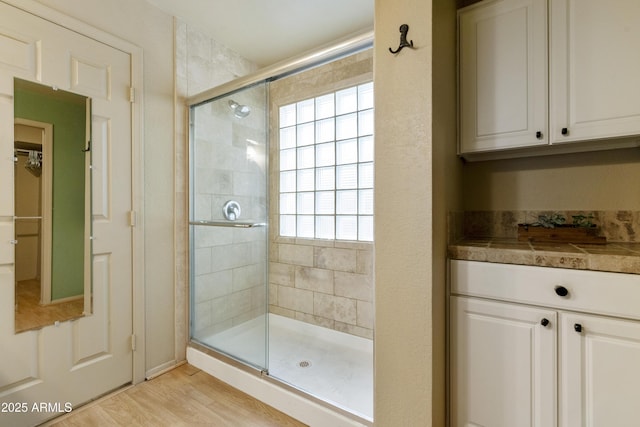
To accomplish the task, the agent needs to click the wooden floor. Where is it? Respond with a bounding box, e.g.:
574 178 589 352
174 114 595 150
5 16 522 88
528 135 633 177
15 279 84 332
45 363 307 427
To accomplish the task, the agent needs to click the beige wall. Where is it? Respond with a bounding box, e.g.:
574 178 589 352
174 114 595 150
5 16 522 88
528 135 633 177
461 148 640 211
374 0 458 424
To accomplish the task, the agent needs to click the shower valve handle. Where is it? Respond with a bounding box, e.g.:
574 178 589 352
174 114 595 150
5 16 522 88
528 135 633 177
223 200 241 221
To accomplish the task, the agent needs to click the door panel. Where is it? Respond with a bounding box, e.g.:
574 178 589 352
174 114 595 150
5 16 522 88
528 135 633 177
560 313 640 427
550 0 640 143
451 296 557 427
0 26 40 78
0 2 133 425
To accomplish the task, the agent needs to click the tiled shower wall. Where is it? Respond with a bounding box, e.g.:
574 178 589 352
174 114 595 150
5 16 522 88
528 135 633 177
269 238 374 339
190 87 268 337
268 50 374 340
176 24 375 340
175 19 260 341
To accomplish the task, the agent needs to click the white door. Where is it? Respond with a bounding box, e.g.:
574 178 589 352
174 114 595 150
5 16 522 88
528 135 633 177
560 313 640 427
0 3 133 426
450 296 557 427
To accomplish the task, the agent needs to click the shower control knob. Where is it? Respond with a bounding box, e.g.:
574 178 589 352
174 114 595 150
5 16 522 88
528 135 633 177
223 200 241 221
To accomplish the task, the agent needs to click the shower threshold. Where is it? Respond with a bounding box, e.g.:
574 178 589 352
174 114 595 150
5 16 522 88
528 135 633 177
189 314 373 426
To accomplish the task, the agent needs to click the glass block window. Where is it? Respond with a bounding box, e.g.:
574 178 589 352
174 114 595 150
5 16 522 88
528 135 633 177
278 82 374 241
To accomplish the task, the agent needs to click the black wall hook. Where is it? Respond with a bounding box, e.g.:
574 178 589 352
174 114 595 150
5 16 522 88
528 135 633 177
389 24 414 54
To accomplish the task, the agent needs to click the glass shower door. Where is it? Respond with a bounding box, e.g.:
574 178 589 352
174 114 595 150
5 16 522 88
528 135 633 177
189 82 268 370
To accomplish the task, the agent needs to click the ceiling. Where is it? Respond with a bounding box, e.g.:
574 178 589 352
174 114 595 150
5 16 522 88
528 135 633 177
145 0 374 67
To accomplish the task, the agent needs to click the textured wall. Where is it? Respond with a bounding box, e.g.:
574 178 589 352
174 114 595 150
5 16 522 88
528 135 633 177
374 0 458 425
461 148 640 211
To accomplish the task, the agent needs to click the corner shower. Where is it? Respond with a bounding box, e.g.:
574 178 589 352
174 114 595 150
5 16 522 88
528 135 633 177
188 32 373 425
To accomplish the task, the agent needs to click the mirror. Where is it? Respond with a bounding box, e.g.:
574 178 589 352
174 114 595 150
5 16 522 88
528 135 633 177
13 78 92 333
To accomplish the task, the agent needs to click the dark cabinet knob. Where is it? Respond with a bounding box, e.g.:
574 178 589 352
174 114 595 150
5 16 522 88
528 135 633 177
574 323 583 333
555 286 569 297
536 131 543 139
561 127 569 135
541 318 550 327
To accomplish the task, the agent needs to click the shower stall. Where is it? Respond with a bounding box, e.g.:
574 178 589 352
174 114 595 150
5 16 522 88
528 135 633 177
188 32 373 424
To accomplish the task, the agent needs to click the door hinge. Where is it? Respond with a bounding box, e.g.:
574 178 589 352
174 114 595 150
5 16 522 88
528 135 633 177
128 210 137 227
131 334 136 351
129 87 135 103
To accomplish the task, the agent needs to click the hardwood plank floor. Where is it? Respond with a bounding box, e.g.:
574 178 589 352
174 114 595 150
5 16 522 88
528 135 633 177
45 363 307 427
15 279 84 332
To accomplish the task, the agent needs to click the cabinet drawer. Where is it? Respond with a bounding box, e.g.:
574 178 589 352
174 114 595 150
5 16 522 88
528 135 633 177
451 260 640 321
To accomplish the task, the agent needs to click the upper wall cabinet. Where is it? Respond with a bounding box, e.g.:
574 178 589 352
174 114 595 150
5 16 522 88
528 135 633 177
550 0 640 144
458 0 548 154
458 0 640 159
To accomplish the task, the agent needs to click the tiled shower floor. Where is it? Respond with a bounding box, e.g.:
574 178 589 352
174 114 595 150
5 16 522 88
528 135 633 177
198 314 373 421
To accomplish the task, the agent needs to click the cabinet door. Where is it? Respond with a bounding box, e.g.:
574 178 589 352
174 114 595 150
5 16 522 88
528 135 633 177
451 297 557 427
560 313 640 427
458 0 547 153
550 0 640 143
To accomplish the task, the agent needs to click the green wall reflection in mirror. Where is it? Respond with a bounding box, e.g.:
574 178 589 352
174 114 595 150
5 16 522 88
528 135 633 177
14 78 92 333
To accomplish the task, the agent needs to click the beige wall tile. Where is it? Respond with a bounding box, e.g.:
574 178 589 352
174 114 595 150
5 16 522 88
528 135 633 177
278 285 314 313
269 305 295 319
357 300 374 329
335 271 373 302
295 312 335 329
295 266 334 294
356 248 374 274
269 262 295 287
232 264 263 291
194 270 232 302
314 247 357 272
279 243 314 267
335 321 374 340
314 293 357 325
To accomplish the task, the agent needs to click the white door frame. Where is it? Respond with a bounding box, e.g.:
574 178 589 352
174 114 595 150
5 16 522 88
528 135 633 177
3 0 146 384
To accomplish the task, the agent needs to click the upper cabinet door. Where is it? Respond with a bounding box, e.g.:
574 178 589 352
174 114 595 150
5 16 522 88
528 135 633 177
550 0 640 144
458 0 548 154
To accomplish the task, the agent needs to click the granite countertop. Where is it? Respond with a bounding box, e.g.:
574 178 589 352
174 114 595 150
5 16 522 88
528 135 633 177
448 238 640 275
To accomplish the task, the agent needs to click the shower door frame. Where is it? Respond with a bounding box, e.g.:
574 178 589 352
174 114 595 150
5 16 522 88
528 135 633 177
186 29 373 372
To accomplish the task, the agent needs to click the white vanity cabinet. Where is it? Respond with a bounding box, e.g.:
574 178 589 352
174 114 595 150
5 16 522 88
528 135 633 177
450 296 557 427
559 312 640 427
450 260 640 427
458 0 640 157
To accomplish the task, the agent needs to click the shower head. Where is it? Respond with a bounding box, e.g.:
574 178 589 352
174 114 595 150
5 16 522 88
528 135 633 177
228 100 251 118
